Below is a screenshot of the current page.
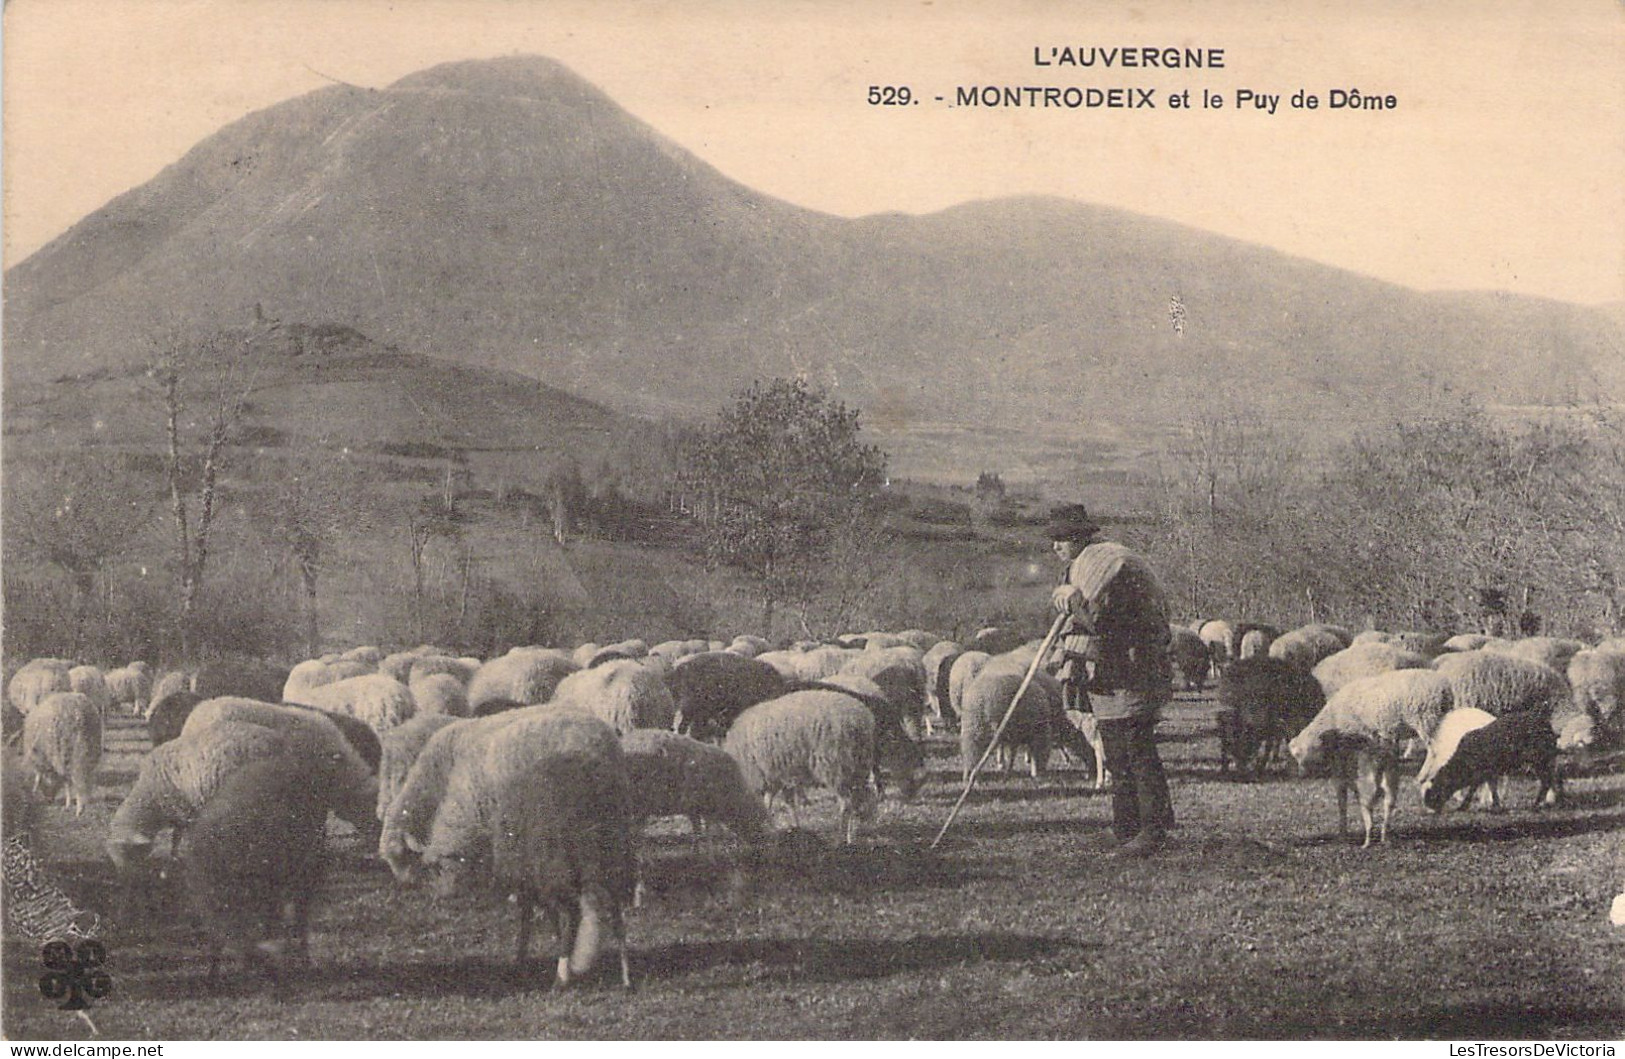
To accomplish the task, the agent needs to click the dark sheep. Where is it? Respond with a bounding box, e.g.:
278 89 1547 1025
191 657 290 705
471 697 529 719
493 751 637 987
1420 711 1561 813
669 652 790 742
1216 656 1326 779
282 701 383 773
180 753 330 987
147 691 206 747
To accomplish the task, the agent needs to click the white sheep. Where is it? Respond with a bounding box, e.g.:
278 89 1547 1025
1268 626 1348 673
21 691 102 816
381 713 520 882
288 673 416 735
409 672 469 718
282 658 372 701
379 651 419 684
1312 642 1432 700
958 658 1065 781
147 670 192 718
1567 648 1625 728
1198 620 1235 669
1431 651 1571 723
619 728 771 842
1442 633 1500 653
836 647 928 738
467 649 579 710
67 665 112 717
1484 636 1587 674
8 659 73 715
420 708 622 892
340 645 384 668
726 634 772 658
1239 628 1274 660
947 651 992 724
549 659 676 734
104 662 152 715
1288 669 1455 846
377 712 463 821
408 655 480 687
722 690 880 845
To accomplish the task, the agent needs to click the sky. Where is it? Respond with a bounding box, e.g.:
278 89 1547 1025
4 0 1623 305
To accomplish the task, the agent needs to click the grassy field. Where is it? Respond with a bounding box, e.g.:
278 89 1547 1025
4 688 1622 1041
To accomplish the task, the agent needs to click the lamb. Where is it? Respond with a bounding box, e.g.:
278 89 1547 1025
179 753 331 986
1414 707 1497 800
377 712 462 821
286 673 416 735
668 652 791 742
493 748 637 987
619 729 771 842
8 659 73 715
1215 656 1326 779
467 649 579 711
21 691 102 816
1288 670 1455 846
549 659 676 735
958 660 1066 781
1169 627 1210 690
722 690 882 845
409 672 470 718
104 662 152 715
1419 710 1561 813
1312 642 1432 700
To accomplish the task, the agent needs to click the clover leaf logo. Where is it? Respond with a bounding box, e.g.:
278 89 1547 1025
39 940 112 1011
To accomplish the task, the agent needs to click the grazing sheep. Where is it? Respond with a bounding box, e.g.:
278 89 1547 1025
958 660 1065 781
1567 648 1625 726
105 662 152 715
1289 669 1455 771
472 696 529 718
340 646 384 668
620 729 770 842
723 691 881 845
968 627 1026 656
1169 627 1210 690
8 659 73 716
282 658 373 702
921 640 965 724
948 651 992 725
147 670 192 717
1352 630 1390 646
1233 623 1280 660
379 651 419 684
587 639 650 669
668 652 791 742
1216 656 1327 779
409 673 470 718
805 673 927 799
420 708 623 894
21 692 102 816
107 720 287 866
178 698 381 787
493 749 637 987
179 753 331 985
282 702 383 773
147 691 206 747
467 649 579 711
725 635 771 659
408 655 480 687
1419 711 1561 813
1312 642 1432 700
380 714 515 882
1432 651 1571 724
1442 633 1498 653
1485 636 1587 674
1199 620 1235 671
548 660 675 735
1390 632 1449 658
1414 707 1497 799
836 648 928 738
377 712 462 821
1269 626 1349 673
287 673 416 735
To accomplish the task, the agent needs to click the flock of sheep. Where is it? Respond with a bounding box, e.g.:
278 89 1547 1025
3 618 1622 991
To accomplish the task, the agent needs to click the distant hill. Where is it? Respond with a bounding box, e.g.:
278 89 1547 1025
6 55 1621 474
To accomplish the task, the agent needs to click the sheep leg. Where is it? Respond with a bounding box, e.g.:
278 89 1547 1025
1377 760 1395 845
1336 772 1351 841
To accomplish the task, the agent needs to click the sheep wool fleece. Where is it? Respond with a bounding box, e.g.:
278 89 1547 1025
1060 541 1174 721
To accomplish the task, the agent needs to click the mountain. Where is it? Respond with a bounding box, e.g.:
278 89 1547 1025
6 55 1622 471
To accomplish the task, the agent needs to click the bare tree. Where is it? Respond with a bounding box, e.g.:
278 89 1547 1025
143 320 272 654
253 455 368 658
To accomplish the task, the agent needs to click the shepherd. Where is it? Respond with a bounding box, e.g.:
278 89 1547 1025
1048 503 1176 856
